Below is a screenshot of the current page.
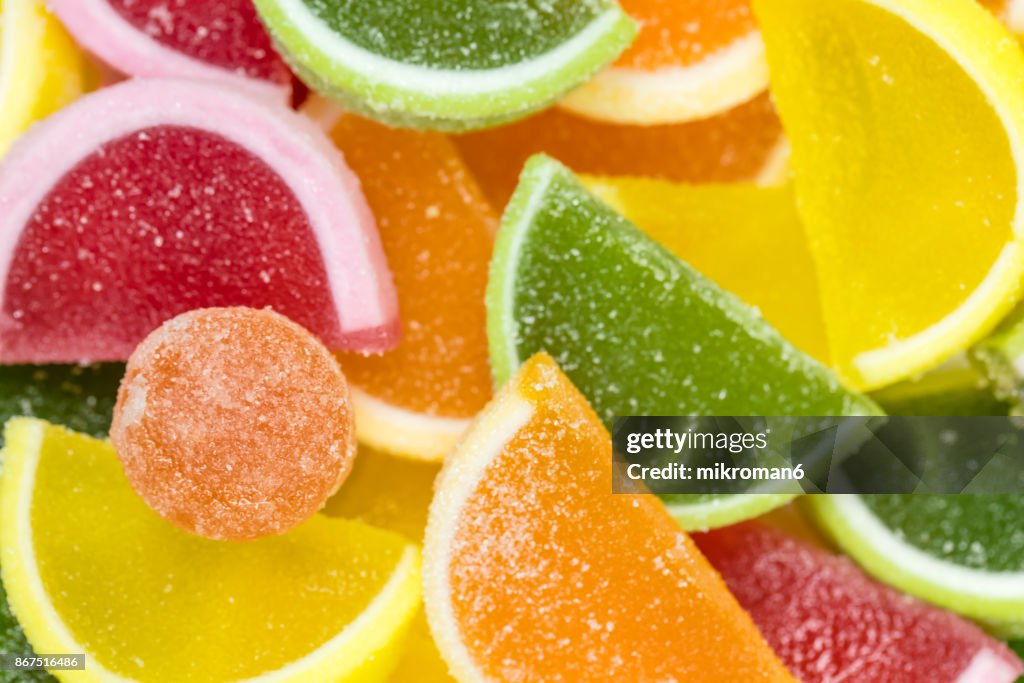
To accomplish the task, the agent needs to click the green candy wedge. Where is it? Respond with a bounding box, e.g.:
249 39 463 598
487 155 880 530
807 494 1024 637
253 0 636 131
0 364 122 447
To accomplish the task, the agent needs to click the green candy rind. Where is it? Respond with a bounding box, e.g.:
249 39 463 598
656 493 799 532
252 0 636 131
971 305 1024 405
488 155 880 530
806 494 1024 637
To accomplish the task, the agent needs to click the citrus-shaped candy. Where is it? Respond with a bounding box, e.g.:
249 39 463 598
319 448 452 683
0 78 398 363
323 107 496 461
561 0 769 124
252 0 636 130
453 92 787 208
323 445 439 543
387 611 455 683
585 178 826 360
695 522 1024 683
755 0 1024 390
423 353 795 682
982 0 1024 33
807 494 1024 638
111 307 356 541
0 577 50 682
0 418 421 682
487 155 879 529
48 0 292 101
0 0 86 156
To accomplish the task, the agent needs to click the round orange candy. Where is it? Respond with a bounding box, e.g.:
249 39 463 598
110 307 356 541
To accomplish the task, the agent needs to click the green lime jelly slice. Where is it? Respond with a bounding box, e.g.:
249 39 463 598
861 495 1024 573
488 155 879 423
298 0 607 70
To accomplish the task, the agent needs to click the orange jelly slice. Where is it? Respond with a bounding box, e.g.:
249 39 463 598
618 0 759 69
330 114 496 461
424 353 796 682
453 93 785 209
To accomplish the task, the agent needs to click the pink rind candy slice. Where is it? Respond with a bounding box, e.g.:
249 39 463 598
48 0 292 102
694 522 1024 683
0 78 398 363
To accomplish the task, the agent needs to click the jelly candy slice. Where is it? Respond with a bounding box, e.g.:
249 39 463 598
422 353 795 682
324 108 495 461
755 0 1024 390
0 0 86 156
0 418 420 682
48 0 292 101
111 307 356 542
562 0 769 124
323 445 439 543
453 92 786 209
808 494 1024 638
0 78 398 363
486 155 879 529
253 0 636 130
585 178 825 360
695 521 1024 683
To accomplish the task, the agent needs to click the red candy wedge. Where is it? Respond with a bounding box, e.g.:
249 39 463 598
694 522 1024 683
0 79 398 364
49 0 292 101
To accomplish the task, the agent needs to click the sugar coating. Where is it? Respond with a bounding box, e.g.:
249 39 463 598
454 93 782 209
331 115 495 418
616 0 757 69
442 355 793 681
110 307 355 541
298 0 607 71
107 0 291 83
695 522 1023 682
863 495 1024 572
499 157 879 426
4 124 341 363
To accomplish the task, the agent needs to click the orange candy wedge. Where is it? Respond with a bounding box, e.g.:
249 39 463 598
453 93 786 209
328 110 497 462
423 353 796 682
560 0 769 124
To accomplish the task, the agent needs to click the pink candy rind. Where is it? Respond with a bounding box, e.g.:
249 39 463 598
0 78 399 361
48 0 291 104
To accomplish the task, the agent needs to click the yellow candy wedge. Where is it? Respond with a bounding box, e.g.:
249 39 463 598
320 448 455 682
0 419 421 683
0 0 85 155
323 445 440 544
756 0 1024 390
585 177 828 361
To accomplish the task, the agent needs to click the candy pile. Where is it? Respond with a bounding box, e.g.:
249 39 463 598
0 0 1022 681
